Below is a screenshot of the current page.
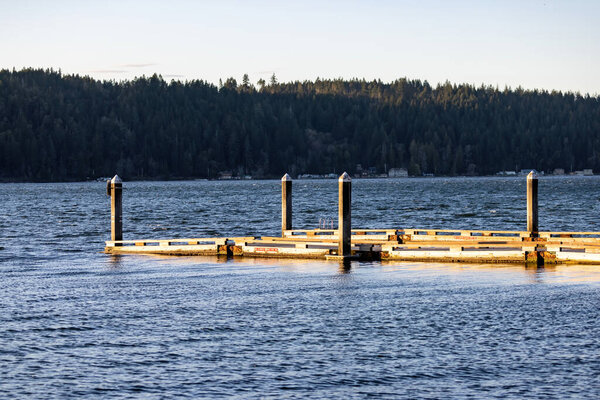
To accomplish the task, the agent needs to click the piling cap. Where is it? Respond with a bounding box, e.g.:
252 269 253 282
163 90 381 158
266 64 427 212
527 171 538 179
339 172 351 182
281 173 292 181
111 174 122 184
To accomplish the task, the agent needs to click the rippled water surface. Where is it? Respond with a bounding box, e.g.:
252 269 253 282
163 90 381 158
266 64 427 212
1 177 600 398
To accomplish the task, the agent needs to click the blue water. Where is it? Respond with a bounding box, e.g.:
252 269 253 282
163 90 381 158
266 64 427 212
1 177 600 398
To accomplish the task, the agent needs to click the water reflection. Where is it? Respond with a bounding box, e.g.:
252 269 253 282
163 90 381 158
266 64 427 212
337 259 353 274
106 254 125 269
379 260 600 285
103 250 600 286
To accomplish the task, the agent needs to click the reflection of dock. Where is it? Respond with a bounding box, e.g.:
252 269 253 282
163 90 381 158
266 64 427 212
104 173 600 265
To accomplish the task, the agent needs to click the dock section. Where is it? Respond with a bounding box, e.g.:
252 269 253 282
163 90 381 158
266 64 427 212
104 173 600 265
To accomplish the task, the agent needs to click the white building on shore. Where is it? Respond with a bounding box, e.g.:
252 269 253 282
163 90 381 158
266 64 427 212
388 168 408 178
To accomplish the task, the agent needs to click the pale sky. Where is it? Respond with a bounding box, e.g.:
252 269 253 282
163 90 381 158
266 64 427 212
1 0 599 94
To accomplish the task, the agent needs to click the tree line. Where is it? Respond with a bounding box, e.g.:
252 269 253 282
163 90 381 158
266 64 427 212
0 68 599 181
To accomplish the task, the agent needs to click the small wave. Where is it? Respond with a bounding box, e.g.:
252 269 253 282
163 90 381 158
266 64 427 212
30 326 95 332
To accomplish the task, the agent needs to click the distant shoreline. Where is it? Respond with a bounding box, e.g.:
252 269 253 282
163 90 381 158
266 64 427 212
0 174 596 184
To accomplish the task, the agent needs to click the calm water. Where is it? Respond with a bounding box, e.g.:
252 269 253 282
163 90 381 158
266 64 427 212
1 177 600 398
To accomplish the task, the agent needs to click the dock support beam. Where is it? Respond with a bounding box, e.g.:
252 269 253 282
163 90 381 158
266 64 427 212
338 172 351 257
282 173 292 235
527 171 538 236
107 175 123 242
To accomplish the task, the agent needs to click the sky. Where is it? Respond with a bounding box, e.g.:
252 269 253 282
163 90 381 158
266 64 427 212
1 0 599 94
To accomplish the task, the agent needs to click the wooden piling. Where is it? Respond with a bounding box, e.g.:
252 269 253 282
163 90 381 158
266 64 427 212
109 175 123 242
282 173 292 235
338 172 351 257
527 171 538 235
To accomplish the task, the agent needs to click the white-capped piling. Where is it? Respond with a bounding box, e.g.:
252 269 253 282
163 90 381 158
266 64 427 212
338 172 352 257
107 175 123 242
282 173 292 235
527 171 538 235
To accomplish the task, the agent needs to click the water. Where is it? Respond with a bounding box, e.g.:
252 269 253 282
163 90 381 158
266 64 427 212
1 177 600 398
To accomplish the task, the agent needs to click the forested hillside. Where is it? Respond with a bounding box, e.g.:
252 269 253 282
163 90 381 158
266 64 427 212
1 68 599 181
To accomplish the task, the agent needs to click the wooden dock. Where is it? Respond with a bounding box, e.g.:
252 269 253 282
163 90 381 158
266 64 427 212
104 173 600 265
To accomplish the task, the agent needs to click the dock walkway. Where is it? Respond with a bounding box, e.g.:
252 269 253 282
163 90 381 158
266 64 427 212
104 173 600 265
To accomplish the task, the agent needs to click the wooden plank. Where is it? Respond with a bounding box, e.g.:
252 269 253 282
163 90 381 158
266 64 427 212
240 244 331 258
540 231 600 237
382 249 526 263
244 241 336 251
264 228 600 239
554 251 600 263
259 236 337 243
106 236 257 247
382 240 531 249
105 243 220 255
283 229 400 238
258 236 397 244
401 228 529 236
285 229 399 234
543 238 600 246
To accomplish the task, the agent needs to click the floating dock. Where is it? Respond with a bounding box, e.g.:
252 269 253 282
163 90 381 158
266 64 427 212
104 173 600 265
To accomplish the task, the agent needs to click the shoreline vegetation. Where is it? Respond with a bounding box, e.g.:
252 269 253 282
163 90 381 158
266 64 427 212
1 68 599 183
1 173 596 185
